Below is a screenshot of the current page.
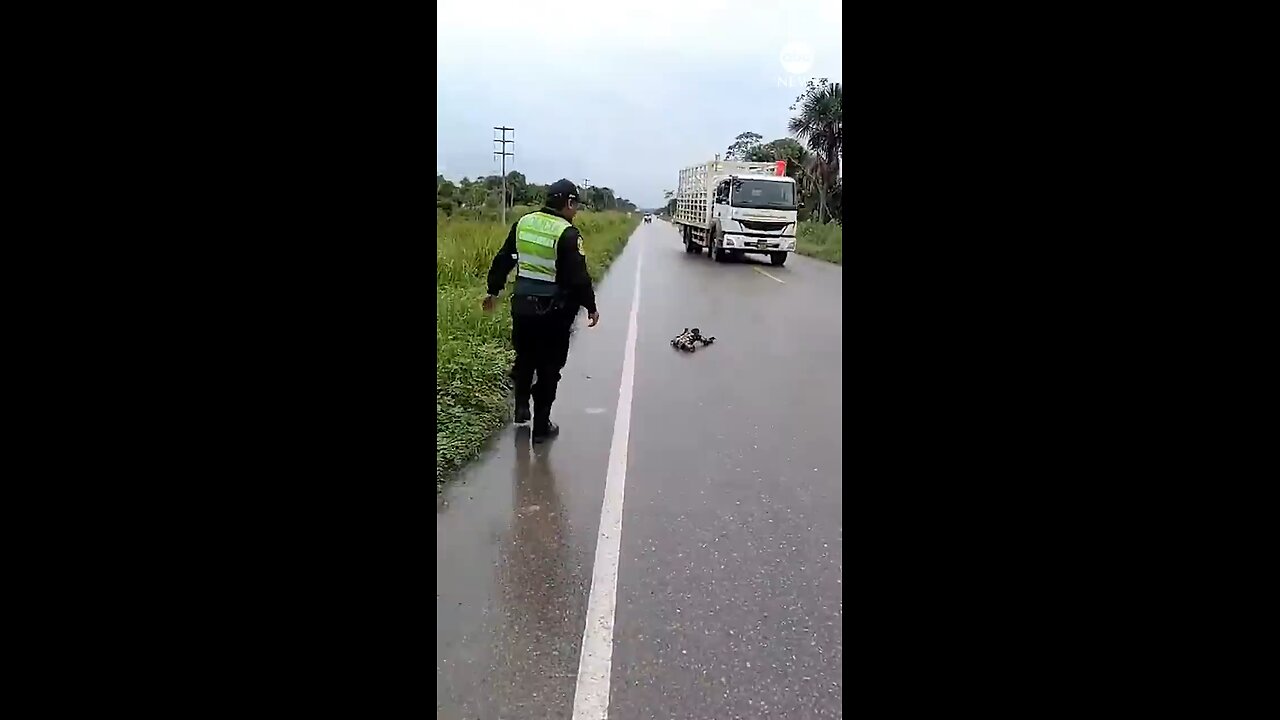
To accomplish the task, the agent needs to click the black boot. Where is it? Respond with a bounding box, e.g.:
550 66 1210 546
532 420 559 443
514 397 531 424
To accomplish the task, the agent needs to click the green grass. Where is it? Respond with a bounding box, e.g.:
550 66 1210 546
795 220 842 264
436 210 640 487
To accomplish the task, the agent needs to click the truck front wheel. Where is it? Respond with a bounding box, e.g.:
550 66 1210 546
770 252 788 266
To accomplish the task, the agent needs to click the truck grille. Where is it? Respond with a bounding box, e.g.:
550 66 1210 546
739 220 788 232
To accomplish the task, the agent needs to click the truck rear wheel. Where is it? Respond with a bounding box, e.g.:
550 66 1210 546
770 252 788 267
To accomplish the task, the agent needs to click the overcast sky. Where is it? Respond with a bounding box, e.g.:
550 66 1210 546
436 0 842 210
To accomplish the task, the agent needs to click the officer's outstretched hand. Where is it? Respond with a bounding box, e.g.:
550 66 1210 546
482 295 497 314
588 310 600 328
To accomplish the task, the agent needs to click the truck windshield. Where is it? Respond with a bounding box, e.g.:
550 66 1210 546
731 179 795 210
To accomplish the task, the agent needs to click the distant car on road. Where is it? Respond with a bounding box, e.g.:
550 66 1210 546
644 213 653 223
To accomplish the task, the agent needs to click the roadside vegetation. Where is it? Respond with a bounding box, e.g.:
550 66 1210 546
437 175 638 217
436 204 640 486
796 221 842 264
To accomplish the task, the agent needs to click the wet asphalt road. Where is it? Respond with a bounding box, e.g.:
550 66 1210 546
437 220 843 719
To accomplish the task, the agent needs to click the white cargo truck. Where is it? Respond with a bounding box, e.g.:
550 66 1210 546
674 156 799 266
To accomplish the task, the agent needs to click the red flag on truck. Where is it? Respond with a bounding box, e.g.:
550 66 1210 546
775 160 787 176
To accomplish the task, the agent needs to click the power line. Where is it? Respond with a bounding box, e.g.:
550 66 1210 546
493 126 514 225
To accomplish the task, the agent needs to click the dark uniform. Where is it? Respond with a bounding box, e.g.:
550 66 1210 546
486 197 596 435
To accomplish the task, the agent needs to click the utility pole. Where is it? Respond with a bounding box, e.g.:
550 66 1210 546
493 126 514 225
582 178 589 209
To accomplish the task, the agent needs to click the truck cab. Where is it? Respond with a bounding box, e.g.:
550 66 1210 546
709 175 798 266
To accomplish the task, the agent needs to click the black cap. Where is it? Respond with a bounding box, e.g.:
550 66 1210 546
547 178 581 201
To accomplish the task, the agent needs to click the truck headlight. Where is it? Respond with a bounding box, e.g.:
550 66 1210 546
723 238 735 247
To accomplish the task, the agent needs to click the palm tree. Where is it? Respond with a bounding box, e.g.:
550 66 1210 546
788 80 842 223
794 151 822 221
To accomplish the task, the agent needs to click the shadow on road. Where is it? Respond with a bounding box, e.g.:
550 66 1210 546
675 246 788 268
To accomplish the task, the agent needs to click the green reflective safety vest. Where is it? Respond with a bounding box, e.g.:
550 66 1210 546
515 211 571 293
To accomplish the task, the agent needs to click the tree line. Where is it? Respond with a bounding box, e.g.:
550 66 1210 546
662 78 842 224
436 172 638 217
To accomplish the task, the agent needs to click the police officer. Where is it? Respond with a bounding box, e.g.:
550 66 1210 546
482 179 600 442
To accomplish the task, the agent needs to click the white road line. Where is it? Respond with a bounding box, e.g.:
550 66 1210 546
753 266 787 284
571 243 643 720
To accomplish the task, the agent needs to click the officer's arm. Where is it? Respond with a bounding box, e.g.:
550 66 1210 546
486 222 519 296
557 228 597 315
